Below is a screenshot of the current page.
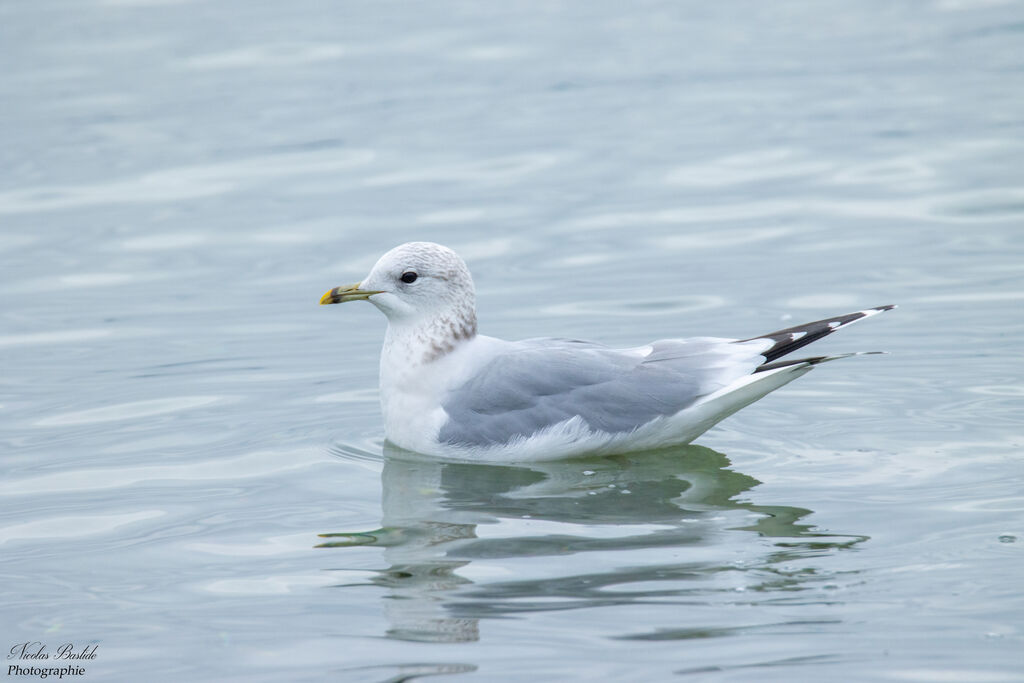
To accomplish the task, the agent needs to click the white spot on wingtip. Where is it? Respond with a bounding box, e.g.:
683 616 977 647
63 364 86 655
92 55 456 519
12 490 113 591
828 321 842 329
861 305 896 317
790 331 807 340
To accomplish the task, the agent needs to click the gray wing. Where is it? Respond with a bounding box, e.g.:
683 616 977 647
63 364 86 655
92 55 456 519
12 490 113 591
438 337 765 448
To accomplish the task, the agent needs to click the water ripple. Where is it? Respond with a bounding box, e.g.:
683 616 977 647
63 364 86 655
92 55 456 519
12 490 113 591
34 396 225 427
0 510 166 545
181 43 347 70
0 149 375 214
0 449 328 497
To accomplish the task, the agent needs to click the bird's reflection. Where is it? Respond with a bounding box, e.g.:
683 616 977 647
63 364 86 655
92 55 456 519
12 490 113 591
320 444 867 643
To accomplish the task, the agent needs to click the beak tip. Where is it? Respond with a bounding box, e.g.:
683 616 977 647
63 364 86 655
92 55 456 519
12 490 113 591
319 288 339 305
319 283 378 305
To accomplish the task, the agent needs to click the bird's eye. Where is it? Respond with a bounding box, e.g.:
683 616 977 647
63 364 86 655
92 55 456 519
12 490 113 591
400 271 418 284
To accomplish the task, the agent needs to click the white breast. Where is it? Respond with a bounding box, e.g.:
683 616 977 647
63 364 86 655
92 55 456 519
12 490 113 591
379 333 507 455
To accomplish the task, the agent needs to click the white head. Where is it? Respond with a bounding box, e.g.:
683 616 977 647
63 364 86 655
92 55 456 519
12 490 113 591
320 242 477 359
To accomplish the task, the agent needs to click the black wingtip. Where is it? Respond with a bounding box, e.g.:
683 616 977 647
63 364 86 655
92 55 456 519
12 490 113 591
742 304 897 364
755 350 890 372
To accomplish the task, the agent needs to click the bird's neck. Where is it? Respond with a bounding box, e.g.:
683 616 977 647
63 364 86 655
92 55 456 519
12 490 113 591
376 309 477 447
381 307 478 372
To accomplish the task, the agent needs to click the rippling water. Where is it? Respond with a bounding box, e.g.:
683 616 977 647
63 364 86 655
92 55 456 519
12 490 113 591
3 0 1023 680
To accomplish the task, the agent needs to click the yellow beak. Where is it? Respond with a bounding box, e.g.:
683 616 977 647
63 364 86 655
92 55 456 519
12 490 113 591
319 282 384 305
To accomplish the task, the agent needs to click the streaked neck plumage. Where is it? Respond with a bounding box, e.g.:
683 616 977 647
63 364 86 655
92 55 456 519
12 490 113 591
382 304 477 366
378 296 477 443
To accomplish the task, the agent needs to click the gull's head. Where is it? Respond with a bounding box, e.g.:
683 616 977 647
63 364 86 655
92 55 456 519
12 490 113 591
320 242 477 339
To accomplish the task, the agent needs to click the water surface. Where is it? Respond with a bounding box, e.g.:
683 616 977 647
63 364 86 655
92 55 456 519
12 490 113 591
2 0 1023 680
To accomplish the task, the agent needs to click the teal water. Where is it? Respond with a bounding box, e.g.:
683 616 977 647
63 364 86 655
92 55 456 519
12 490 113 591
2 1 1023 680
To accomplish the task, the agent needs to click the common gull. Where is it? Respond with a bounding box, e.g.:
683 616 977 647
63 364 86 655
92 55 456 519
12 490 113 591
321 242 894 460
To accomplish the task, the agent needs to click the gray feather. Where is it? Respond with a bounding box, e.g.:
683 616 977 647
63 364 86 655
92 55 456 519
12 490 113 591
438 338 759 448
